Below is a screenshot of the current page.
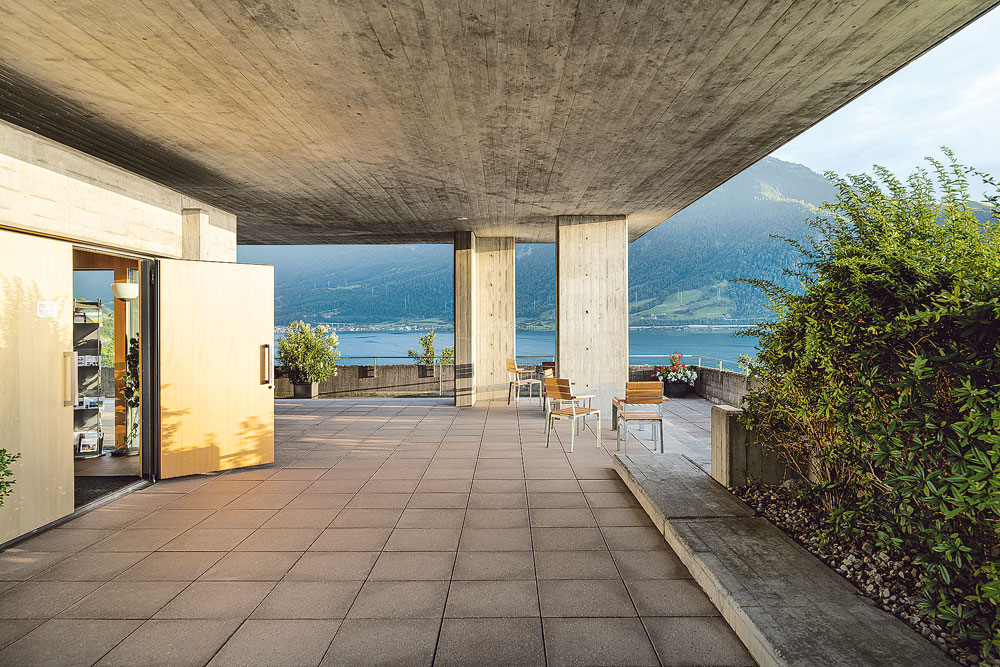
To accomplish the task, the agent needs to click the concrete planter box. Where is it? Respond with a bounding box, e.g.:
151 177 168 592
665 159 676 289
293 382 319 399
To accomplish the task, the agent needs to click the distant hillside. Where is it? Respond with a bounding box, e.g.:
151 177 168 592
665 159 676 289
238 157 841 328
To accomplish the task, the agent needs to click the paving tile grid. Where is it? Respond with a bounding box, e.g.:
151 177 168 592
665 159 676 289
0 397 751 667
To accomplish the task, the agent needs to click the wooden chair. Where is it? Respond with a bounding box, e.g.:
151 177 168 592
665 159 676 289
544 378 601 452
614 381 666 454
507 359 542 406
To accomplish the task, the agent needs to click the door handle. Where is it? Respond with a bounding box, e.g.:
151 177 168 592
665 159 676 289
260 344 273 387
63 351 78 406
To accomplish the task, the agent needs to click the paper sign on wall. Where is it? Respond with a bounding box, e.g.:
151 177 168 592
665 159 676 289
36 301 57 318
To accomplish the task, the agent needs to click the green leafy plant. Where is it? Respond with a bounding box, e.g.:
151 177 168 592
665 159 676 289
277 321 340 384
740 150 1000 655
0 448 20 508
408 330 453 365
120 335 141 450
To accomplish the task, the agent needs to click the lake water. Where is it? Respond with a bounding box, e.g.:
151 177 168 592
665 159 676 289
279 329 759 370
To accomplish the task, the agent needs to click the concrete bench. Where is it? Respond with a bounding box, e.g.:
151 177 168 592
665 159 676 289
614 452 953 667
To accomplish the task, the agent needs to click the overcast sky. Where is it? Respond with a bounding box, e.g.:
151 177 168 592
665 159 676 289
770 7 1000 194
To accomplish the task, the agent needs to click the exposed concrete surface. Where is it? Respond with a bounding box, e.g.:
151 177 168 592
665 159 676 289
694 367 758 408
711 405 786 488
0 1 996 243
274 365 455 399
555 215 629 415
614 453 954 667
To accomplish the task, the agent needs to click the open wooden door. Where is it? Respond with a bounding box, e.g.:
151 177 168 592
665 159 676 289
0 229 74 542
157 259 274 479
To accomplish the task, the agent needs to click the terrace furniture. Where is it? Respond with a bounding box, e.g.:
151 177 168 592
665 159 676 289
507 359 543 406
615 381 666 454
544 378 601 452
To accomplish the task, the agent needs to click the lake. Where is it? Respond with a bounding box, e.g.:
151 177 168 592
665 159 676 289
278 328 759 371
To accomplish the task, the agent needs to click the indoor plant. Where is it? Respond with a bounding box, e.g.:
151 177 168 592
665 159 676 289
112 335 141 456
277 320 340 398
652 353 698 397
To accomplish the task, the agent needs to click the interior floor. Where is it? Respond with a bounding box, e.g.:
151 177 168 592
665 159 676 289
74 399 140 507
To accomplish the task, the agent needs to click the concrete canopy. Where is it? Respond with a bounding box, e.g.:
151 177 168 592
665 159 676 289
0 1 995 244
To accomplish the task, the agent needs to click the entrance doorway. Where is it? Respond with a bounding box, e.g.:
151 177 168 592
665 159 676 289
71 249 148 507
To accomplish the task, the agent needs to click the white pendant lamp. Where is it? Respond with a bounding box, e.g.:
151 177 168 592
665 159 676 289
111 282 139 301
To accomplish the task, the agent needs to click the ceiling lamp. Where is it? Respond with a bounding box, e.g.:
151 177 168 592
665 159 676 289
111 282 139 301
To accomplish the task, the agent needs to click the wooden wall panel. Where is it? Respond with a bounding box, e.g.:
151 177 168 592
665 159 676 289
0 229 74 542
158 259 274 478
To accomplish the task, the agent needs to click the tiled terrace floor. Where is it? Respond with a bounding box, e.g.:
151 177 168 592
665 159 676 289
0 398 751 666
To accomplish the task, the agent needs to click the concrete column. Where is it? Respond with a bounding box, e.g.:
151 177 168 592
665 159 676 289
453 233 516 405
181 207 210 260
555 215 628 415
453 232 476 406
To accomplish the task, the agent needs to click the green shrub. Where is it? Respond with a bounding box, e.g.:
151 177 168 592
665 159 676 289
0 448 19 508
408 330 454 365
740 151 1000 654
277 321 340 384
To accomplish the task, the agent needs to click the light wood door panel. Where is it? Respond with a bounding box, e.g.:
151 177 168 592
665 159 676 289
158 259 274 478
0 229 74 542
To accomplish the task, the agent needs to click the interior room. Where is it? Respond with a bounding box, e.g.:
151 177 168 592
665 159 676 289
71 249 143 506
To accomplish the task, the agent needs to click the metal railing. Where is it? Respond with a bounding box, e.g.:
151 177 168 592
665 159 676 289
513 354 744 373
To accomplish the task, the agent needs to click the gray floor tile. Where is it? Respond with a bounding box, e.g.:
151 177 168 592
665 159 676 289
645 616 755 666
452 552 535 581
209 619 340 667
627 579 720 616
435 617 544 667
543 617 659 667
252 581 363 619
0 581 101 619
347 581 449 619
285 551 378 581
0 619 141 667
369 551 455 580
444 580 539 618
320 618 438 666
154 581 275 619
115 551 225 581
534 550 618 579
30 552 146 582
58 580 187 619
539 579 637 617
200 551 302 581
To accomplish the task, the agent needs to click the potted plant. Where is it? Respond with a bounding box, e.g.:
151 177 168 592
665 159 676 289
112 335 141 457
652 353 698 397
277 320 340 398
408 330 454 377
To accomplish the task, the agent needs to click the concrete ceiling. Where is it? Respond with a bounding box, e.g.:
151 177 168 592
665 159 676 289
0 1 996 244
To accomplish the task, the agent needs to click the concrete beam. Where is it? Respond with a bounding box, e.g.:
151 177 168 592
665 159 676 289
555 215 628 414
453 233 516 405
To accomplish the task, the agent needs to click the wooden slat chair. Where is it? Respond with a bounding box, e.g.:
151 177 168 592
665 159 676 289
507 359 542 407
539 361 556 411
615 381 666 454
544 378 601 452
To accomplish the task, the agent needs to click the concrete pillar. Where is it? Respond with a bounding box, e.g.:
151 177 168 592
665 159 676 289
453 232 476 406
453 233 516 405
181 208 210 260
555 215 628 415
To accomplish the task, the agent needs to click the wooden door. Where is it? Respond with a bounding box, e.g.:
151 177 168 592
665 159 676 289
158 259 274 478
0 230 74 542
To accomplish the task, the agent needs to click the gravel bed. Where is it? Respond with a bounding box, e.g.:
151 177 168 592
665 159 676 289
733 483 996 667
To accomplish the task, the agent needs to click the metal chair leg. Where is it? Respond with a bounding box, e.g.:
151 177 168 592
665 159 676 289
623 422 628 455
596 414 601 448
570 417 576 453
545 414 552 448
507 383 512 405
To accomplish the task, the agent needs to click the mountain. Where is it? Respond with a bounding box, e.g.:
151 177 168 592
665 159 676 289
238 156 839 328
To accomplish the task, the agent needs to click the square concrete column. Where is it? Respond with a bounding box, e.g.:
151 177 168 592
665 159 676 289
453 232 516 406
555 215 629 415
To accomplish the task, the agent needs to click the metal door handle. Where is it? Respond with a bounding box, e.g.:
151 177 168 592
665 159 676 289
261 344 273 387
63 351 78 406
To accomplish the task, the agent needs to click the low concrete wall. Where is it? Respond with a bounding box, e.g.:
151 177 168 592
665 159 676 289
275 364 455 399
694 366 756 407
711 404 786 487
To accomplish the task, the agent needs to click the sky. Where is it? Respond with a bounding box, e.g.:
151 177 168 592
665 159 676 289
771 6 1000 196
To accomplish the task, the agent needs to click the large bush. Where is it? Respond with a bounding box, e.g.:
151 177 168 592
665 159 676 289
741 153 1000 654
277 321 340 384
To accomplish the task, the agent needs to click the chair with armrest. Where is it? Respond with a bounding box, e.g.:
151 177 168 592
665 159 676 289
507 359 543 407
614 381 666 455
544 378 601 452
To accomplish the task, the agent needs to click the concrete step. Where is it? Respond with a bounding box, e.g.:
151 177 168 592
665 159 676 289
614 453 954 667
